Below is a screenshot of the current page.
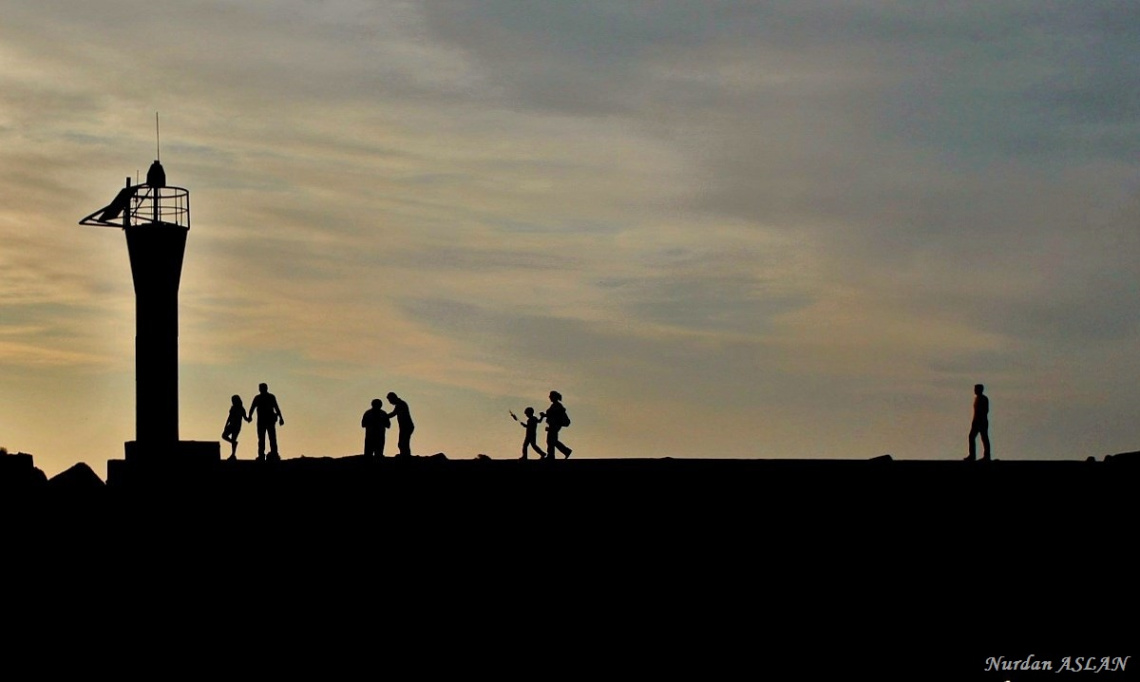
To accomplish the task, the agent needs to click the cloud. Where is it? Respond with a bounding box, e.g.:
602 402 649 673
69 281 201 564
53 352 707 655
3 1 1140 474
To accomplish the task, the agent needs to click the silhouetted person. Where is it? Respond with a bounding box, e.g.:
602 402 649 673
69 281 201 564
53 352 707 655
965 383 991 462
362 398 391 458
249 382 285 462
544 391 572 459
221 394 251 461
518 407 546 460
386 392 414 458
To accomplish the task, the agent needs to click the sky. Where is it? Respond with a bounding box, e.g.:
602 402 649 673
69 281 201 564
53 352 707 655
2 1 1139 479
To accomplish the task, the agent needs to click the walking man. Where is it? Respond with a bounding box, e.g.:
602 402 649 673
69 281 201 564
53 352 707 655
965 383 990 462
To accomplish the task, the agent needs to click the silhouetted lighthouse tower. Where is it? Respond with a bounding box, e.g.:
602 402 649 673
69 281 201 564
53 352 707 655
80 138 215 473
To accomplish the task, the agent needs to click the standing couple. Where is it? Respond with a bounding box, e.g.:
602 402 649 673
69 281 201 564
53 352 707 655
361 392 415 458
222 382 285 461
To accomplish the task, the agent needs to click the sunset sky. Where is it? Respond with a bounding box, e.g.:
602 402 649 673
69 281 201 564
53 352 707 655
3 2 1139 479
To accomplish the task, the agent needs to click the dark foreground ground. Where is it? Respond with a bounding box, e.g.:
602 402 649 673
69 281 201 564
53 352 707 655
4 452 1136 678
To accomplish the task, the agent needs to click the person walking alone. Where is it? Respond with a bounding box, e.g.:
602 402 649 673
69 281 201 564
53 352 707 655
965 383 991 462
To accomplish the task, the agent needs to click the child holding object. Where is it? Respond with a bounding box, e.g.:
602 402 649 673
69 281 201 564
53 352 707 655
512 407 547 460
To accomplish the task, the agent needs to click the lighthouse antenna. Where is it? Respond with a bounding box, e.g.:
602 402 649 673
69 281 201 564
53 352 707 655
155 112 161 162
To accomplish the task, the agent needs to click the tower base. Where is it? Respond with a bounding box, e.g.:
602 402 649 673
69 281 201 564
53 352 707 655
108 440 220 488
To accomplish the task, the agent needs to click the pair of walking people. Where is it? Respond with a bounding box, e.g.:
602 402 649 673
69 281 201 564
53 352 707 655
222 382 284 461
517 390 572 460
361 392 414 458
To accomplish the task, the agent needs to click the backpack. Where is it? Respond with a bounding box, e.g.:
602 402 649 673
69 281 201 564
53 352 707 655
561 411 571 428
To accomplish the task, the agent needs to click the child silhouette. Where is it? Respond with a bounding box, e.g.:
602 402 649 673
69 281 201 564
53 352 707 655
517 407 546 460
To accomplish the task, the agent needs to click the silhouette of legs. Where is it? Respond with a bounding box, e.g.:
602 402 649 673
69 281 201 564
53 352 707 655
222 432 238 460
521 440 546 460
967 422 991 461
365 433 385 458
258 423 279 461
545 428 572 460
397 425 414 457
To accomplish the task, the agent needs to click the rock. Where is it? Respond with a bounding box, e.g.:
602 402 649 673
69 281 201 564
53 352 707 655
47 462 105 492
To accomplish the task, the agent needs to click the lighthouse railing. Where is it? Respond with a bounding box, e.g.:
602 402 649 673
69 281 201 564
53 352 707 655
130 185 190 228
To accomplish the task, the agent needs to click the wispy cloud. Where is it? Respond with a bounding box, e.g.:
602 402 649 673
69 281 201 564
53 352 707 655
2 1 1139 477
